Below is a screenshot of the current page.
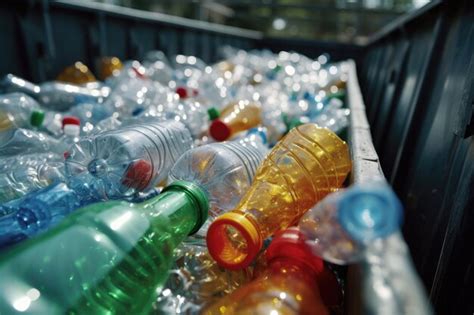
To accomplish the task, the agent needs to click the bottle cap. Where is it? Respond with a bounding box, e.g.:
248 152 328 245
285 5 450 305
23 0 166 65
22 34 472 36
209 119 231 141
206 211 262 270
122 159 153 191
30 110 45 127
338 183 403 243
266 227 324 276
207 107 220 121
62 116 81 128
247 127 268 144
163 180 209 235
176 87 188 99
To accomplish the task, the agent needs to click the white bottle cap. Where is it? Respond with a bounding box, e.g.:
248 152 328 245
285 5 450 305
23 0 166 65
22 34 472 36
64 124 80 137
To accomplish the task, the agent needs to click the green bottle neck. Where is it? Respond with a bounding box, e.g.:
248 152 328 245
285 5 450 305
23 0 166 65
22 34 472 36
139 180 209 236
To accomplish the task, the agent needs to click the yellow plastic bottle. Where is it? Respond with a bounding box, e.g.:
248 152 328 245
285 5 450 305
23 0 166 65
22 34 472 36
209 100 261 141
206 123 351 270
56 61 97 85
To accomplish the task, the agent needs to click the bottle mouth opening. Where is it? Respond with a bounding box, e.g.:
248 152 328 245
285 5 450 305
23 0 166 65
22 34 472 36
206 213 261 270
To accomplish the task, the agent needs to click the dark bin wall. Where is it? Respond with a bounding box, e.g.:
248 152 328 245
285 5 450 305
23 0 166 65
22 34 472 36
0 0 261 83
359 1 474 314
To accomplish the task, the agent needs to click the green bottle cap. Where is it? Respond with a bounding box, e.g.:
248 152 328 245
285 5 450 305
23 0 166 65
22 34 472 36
30 110 45 127
207 107 220 121
162 180 209 235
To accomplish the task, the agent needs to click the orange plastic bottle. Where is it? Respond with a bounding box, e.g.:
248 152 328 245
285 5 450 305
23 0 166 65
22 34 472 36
202 228 342 315
56 61 97 85
206 123 351 269
209 100 262 141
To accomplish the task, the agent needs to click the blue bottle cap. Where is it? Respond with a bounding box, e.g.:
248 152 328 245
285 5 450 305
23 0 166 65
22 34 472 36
246 127 268 144
338 183 403 243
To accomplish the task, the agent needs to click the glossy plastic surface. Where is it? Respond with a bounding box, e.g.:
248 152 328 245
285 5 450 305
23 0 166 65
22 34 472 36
0 181 208 314
299 181 403 264
209 100 261 141
65 120 193 198
207 123 351 269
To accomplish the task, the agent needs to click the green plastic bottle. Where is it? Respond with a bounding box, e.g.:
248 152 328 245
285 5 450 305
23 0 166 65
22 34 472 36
0 180 208 315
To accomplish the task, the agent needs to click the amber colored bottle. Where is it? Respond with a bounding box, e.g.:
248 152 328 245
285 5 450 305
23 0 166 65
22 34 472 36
56 61 97 85
98 56 124 80
202 228 342 315
209 100 262 141
206 123 351 270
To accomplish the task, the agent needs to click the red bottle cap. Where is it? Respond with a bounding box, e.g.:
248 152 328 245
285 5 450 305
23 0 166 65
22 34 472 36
62 116 81 128
209 119 231 141
266 227 342 307
176 86 188 99
122 159 153 191
266 227 324 275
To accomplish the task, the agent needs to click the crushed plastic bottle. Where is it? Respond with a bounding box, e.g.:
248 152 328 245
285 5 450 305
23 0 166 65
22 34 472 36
298 181 403 264
65 120 193 198
155 243 252 314
0 74 41 96
207 123 352 270
0 153 65 203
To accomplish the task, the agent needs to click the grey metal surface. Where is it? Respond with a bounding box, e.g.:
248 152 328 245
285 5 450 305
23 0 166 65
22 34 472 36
345 59 432 315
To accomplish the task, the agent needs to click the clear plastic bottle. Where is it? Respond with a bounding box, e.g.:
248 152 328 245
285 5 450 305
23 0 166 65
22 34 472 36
298 181 403 264
37 81 108 111
0 93 44 131
208 100 262 141
0 181 208 314
140 99 209 138
203 228 342 315
206 123 352 269
0 153 65 203
65 120 193 198
0 128 63 157
0 74 41 96
168 132 268 239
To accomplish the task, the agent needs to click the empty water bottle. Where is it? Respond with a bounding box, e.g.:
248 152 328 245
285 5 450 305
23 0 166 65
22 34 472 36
0 180 104 248
0 153 65 203
37 81 108 111
0 74 40 96
0 93 44 131
0 128 63 157
298 181 403 264
168 131 268 239
65 120 193 198
60 116 81 152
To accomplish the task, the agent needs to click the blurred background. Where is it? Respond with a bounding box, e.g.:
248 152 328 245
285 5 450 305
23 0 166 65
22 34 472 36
84 0 431 44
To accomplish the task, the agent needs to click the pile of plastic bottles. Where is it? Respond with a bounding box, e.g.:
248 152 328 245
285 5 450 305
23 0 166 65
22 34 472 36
0 47 403 315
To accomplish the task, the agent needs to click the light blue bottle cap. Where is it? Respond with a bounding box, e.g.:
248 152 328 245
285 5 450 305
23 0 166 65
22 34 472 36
338 183 403 243
246 127 268 145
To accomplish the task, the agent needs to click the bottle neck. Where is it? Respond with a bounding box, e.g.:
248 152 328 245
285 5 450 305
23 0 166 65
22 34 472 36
140 181 208 237
267 257 320 290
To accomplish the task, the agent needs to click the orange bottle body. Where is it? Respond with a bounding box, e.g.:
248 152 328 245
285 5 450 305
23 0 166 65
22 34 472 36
98 56 124 80
203 228 341 315
207 124 351 269
209 100 262 141
202 261 328 315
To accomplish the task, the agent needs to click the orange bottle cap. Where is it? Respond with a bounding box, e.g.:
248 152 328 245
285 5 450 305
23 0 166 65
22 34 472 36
209 119 231 141
206 212 262 270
